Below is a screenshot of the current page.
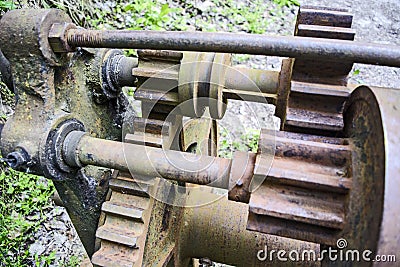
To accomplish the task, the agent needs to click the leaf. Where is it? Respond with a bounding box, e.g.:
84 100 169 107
6 186 14 194
127 88 135 96
273 0 299 7
160 4 170 17
137 17 146 24
0 1 14 10
123 3 134 12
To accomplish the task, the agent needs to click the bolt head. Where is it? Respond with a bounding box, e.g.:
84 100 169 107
48 23 76 53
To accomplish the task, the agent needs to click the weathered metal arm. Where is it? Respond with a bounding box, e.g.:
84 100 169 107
62 131 232 188
64 29 400 67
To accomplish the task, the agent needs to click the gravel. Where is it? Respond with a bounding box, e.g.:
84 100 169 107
302 0 400 89
27 205 87 266
26 0 399 266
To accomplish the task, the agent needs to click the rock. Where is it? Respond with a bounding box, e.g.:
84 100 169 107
53 232 68 245
43 222 52 231
50 220 68 231
0 104 14 116
197 1 215 12
52 206 64 217
29 243 45 255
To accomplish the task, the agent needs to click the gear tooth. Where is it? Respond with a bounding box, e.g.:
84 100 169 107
92 126 162 266
93 173 152 266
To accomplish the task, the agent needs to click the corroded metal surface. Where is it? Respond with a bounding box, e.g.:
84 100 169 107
177 188 320 266
208 53 231 119
92 115 181 267
368 86 400 265
179 52 214 118
135 49 276 120
247 129 352 245
292 6 355 85
48 22 77 53
225 67 279 95
283 6 354 135
342 86 397 265
91 170 154 267
65 29 400 67
0 9 126 255
228 151 256 203
64 132 232 187
284 82 351 135
0 49 14 92
297 6 352 27
246 85 397 265
180 117 217 156
274 58 294 129
101 49 138 99
134 49 181 121
0 9 72 174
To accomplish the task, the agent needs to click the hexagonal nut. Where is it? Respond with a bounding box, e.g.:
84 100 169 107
48 22 77 53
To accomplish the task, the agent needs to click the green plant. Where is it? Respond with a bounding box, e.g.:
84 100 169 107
127 87 135 96
243 129 261 153
124 2 171 30
218 128 260 158
273 0 300 7
209 0 271 34
59 255 81 267
218 128 232 158
83 1 186 31
0 167 55 266
35 251 56 267
232 54 252 64
0 0 14 13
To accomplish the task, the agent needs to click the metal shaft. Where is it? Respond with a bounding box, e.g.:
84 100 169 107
225 67 279 95
64 132 232 188
67 29 400 67
177 188 319 266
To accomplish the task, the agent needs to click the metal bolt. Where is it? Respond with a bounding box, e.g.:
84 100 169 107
48 23 77 53
5 148 29 168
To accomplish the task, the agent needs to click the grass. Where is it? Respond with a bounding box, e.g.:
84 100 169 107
0 167 55 266
0 166 79 266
